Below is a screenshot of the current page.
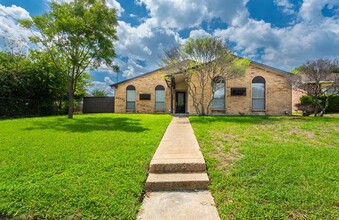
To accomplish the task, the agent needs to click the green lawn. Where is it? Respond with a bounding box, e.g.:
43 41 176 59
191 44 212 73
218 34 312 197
190 116 339 219
0 114 172 219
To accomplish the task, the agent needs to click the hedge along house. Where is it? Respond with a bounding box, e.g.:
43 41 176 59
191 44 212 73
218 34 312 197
111 60 293 115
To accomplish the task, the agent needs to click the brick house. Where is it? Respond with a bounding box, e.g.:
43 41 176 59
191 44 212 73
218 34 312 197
291 73 339 112
111 61 293 115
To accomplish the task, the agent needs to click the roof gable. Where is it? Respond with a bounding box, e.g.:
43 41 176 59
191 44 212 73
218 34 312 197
250 61 292 76
110 67 163 88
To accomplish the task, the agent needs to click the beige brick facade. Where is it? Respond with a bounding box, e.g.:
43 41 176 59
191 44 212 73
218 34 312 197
114 69 172 113
225 64 292 115
113 63 292 115
292 89 304 112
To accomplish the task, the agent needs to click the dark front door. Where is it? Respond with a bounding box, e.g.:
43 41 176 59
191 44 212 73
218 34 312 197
176 92 185 113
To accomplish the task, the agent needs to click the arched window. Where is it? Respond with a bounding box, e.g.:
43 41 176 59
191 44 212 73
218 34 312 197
155 85 165 112
212 77 225 109
126 85 136 111
252 76 266 110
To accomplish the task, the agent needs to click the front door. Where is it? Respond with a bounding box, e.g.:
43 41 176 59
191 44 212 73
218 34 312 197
176 92 185 113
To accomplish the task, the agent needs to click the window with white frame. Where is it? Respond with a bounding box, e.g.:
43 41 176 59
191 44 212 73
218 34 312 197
126 85 136 111
155 85 165 112
252 76 266 110
212 77 225 109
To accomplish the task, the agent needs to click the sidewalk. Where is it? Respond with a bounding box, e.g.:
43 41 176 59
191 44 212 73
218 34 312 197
137 116 220 220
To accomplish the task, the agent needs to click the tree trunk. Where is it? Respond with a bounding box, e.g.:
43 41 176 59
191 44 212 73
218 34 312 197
67 78 74 119
200 85 206 115
200 102 205 115
313 96 319 117
319 96 329 117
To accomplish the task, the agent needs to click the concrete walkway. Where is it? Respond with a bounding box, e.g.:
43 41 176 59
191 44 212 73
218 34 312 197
137 116 220 220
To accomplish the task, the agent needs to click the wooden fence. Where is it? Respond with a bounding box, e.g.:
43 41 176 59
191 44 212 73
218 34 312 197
83 97 114 113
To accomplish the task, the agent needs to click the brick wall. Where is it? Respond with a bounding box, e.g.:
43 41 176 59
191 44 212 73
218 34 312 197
226 64 292 115
114 70 172 113
292 89 304 112
114 63 292 115
185 64 292 115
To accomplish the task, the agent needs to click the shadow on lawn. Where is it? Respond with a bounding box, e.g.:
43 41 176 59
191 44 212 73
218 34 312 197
23 116 149 133
189 115 339 125
189 115 285 125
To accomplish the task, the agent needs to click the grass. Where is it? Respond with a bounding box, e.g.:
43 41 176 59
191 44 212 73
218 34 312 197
0 114 172 219
190 115 339 219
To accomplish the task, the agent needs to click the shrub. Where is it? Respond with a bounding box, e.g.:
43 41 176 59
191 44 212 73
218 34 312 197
300 95 339 113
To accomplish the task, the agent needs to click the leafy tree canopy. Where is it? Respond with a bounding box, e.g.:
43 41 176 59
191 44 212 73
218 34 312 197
91 89 107 96
161 37 249 115
0 49 67 116
20 0 119 118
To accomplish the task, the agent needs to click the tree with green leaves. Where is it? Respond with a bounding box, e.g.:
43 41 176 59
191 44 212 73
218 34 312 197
91 89 107 96
161 37 249 115
0 48 68 117
289 58 339 116
29 50 67 111
20 0 119 118
0 51 32 99
30 50 89 113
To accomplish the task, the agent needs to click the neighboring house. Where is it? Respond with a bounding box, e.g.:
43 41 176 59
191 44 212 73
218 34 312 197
320 75 339 95
292 73 339 111
111 61 293 115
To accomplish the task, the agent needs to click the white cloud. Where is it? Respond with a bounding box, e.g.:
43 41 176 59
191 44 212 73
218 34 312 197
106 0 124 16
298 0 339 22
136 0 208 30
189 29 211 38
114 0 338 76
326 2 339 19
298 0 324 22
0 5 32 50
214 20 281 58
115 20 183 78
143 46 152 55
274 0 295 15
0 4 30 20
87 77 115 96
2 0 338 86
214 0 339 71
205 0 249 26
114 0 250 78
136 0 249 29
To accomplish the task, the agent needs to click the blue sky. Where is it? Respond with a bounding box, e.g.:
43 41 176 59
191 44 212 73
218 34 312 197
0 0 338 95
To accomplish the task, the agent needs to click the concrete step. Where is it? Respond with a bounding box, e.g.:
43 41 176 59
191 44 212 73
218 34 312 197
149 159 206 173
146 173 209 191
